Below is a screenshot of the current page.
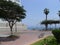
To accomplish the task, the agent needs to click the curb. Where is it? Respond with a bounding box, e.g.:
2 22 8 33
27 35 49 45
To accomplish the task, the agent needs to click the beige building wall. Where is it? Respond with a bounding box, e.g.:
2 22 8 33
0 22 27 33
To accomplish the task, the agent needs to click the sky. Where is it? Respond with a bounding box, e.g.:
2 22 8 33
20 0 60 27
0 0 60 28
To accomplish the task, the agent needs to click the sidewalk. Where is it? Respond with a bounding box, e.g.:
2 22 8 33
0 31 52 45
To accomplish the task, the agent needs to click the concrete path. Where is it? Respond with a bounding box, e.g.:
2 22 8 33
0 30 52 45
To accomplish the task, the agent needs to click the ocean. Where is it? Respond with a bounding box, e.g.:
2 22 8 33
27 24 60 30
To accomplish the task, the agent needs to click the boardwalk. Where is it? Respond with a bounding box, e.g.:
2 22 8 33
0 30 52 45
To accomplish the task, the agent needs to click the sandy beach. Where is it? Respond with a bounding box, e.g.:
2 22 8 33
0 30 53 45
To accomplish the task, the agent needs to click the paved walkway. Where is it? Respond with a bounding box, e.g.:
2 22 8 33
0 30 52 45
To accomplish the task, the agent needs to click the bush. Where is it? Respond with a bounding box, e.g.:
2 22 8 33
52 29 60 43
31 36 58 45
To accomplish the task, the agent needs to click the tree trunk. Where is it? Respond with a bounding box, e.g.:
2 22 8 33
55 24 56 29
15 23 17 32
46 15 47 21
45 15 48 30
45 24 48 30
10 26 13 35
8 20 17 35
8 22 13 35
59 17 60 29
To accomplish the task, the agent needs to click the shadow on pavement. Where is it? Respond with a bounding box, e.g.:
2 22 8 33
0 36 20 42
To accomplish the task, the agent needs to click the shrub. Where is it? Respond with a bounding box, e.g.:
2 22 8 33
31 36 58 45
52 29 60 43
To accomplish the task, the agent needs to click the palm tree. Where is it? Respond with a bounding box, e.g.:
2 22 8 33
58 10 60 29
44 8 49 20
44 8 49 30
58 11 60 20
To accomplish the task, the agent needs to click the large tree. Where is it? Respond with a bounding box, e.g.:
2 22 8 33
44 8 49 30
0 0 26 35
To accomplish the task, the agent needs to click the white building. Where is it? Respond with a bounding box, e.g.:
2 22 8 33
0 21 27 34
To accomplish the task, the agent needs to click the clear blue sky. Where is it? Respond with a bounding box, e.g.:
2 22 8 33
21 0 60 27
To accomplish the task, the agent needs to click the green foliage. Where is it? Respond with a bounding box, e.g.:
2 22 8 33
41 20 60 24
52 29 60 43
0 0 26 35
31 36 59 45
0 0 26 21
44 8 49 15
44 37 57 45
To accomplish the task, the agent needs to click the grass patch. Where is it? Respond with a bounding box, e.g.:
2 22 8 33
31 36 58 45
